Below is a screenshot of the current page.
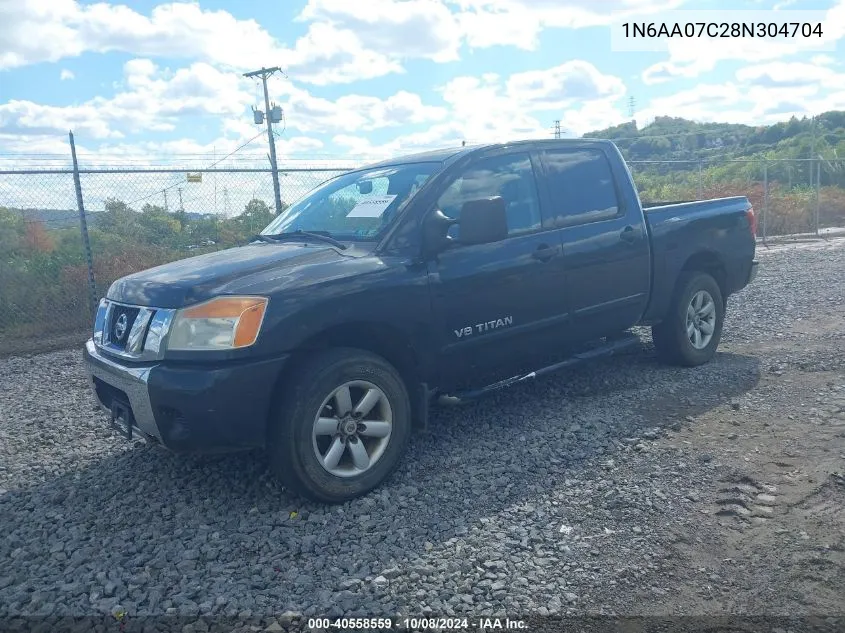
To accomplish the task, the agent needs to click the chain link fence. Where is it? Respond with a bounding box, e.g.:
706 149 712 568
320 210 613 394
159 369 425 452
2 150 844 356
629 157 845 239
0 163 352 356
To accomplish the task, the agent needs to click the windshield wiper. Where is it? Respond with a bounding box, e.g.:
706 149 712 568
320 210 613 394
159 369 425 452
253 230 347 250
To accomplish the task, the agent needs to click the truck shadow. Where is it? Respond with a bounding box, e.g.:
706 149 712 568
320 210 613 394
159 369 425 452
0 344 760 615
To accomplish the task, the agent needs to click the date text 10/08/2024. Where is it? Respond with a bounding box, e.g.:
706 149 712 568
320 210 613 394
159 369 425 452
306 617 528 630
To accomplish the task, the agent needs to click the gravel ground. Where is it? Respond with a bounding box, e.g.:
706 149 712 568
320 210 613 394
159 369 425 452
1 238 844 630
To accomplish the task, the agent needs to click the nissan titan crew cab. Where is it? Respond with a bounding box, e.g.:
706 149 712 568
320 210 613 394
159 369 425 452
84 140 759 503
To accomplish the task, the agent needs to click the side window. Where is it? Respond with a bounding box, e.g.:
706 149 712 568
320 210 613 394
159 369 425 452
437 153 542 239
542 149 621 226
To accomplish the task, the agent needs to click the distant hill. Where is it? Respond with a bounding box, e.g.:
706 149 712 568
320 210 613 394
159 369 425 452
16 208 98 229
583 110 845 164
12 208 217 230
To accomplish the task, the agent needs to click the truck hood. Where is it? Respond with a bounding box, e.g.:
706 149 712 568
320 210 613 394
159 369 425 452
106 242 363 308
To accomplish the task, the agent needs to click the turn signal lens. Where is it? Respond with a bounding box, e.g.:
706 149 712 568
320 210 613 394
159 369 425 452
167 296 268 351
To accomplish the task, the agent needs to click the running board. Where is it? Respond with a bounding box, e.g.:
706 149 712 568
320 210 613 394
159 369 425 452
438 332 641 404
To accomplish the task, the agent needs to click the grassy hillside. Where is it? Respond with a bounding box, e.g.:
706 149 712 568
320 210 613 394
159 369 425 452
583 111 845 233
585 111 845 165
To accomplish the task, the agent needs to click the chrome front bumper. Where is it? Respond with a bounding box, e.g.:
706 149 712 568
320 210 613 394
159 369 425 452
84 339 162 442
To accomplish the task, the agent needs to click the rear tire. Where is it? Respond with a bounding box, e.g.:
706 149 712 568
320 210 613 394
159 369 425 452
652 271 724 367
267 348 411 504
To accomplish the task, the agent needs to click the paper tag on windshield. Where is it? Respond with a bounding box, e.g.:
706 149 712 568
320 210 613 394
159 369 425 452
346 195 397 218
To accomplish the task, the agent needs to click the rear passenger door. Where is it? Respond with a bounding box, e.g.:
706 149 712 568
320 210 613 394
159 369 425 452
426 150 569 389
537 147 650 342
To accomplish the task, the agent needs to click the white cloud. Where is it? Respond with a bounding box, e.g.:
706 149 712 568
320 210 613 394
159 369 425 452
0 1 408 85
331 61 628 160
0 59 253 139
641 0 845 83
331 123 467 159
59 69 74 81
453 0 686 50
0 132 79 157
0 0 699 86
735 61 845 88
812 54 838 66
0 52 448 156
262 82 448 134
506 61 626 109
298 0 463 62
637 81 845 127
281 22 405 86
440 61 625 136
90 135 326 161
0 1 283 70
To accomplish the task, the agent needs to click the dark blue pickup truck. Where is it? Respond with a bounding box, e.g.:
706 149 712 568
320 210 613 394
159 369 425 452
84 139 758 502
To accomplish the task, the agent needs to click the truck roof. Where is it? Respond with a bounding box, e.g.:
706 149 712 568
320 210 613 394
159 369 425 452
365 138 616 170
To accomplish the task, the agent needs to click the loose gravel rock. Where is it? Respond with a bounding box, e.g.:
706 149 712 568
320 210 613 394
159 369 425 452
1 238 844 624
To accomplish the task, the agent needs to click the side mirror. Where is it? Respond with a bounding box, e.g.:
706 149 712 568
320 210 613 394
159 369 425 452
458 197 508 245
357 180 373 195
422 208 456 256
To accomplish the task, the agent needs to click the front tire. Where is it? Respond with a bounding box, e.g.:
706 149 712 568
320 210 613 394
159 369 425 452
652 271 724 367
268 348 411 503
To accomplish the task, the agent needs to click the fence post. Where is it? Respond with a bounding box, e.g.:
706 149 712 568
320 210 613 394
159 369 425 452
815 160 821 237
69 131 98 318
697 160 703 199
762 161 768 247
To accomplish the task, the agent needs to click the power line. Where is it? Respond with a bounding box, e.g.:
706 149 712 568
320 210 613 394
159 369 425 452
122 131 273 209
206 130 267 168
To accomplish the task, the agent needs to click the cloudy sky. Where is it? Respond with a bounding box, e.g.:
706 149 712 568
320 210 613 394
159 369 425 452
0 0 844 165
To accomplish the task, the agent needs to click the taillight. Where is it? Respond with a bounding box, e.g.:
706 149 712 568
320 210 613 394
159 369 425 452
746 207 758 237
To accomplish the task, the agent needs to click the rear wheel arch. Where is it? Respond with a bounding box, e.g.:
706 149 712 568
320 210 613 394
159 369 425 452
679 250 727 304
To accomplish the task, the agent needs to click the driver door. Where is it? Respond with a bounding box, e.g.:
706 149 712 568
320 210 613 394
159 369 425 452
425 150 569 390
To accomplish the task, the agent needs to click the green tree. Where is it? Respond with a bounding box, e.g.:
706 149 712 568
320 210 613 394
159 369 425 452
0 207 25 256
237 198 274 235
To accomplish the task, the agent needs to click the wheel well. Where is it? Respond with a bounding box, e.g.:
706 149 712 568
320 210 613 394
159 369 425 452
273 322 427 429
681 251 727 301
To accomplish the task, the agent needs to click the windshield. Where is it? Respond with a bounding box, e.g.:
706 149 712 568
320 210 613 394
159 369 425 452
261 162 443 241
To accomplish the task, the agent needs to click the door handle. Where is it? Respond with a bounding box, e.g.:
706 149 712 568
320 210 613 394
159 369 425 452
533 243 558 262
620 225 637 244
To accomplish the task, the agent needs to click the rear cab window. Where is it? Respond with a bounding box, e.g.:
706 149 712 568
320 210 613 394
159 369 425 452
540 149 622 226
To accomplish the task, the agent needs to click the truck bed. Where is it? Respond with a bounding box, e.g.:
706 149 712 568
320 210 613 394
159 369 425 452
639 196 756 324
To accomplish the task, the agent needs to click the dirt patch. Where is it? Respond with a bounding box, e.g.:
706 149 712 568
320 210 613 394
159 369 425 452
635 331 845 616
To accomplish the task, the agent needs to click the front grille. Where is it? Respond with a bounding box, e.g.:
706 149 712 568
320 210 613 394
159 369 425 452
108 304 140 350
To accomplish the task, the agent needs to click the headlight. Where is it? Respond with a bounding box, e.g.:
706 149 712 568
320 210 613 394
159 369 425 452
167 296 268 351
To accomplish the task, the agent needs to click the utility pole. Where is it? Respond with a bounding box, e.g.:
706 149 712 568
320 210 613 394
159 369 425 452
244 66 284 216
213 145 217 215
628 96 636 120
553 120 562 139
163 189 168 212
